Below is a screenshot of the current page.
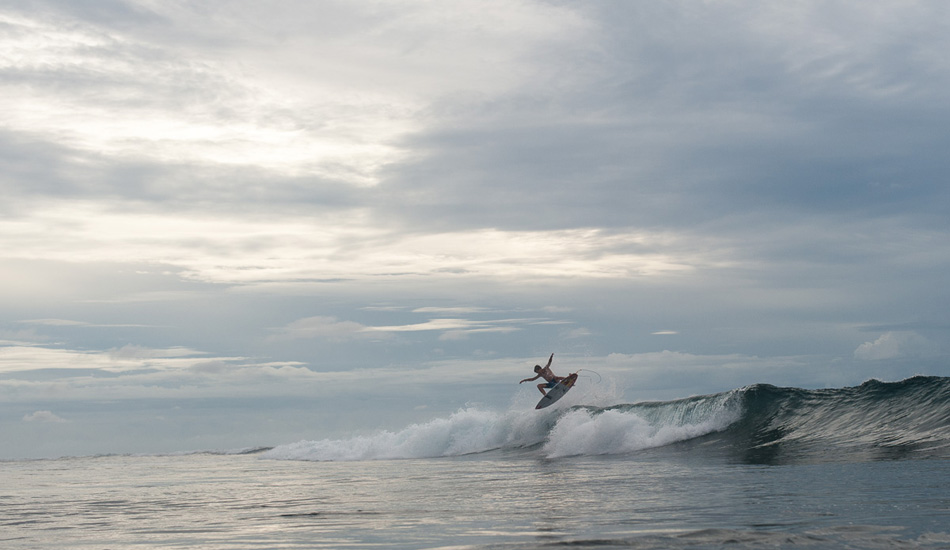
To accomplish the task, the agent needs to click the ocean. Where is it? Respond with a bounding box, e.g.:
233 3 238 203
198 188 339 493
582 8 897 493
3 376 949 549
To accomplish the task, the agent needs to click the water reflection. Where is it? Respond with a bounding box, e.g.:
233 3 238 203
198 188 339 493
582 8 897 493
3 452 947 549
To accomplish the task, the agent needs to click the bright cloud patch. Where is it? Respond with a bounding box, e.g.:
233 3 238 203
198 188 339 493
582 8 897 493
270 316 376 342
853 332 938 361
0 345 218 374
0 207 704 287
23 410 67 423
274 315 548 342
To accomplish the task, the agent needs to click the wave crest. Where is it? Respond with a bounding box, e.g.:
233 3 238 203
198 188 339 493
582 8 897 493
264 376 950 464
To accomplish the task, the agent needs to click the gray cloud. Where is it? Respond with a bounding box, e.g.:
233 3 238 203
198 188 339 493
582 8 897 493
371 2 950 236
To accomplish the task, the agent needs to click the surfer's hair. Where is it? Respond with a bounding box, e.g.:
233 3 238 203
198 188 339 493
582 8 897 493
534 365 542 372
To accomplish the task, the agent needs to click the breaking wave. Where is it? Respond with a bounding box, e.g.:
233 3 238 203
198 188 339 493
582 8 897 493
263 375 950 464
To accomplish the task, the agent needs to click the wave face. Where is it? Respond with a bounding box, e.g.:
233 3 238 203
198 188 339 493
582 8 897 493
718 375 950 464
263 376 950 464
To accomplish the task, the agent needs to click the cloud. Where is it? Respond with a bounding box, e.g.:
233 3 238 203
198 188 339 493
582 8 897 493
412 306 491 314
108 345 205 360
438 326 522 341
19 319 88 327
19 319 153 328
0 207 707 288
0 343 315 403
273 315 538 342
23 410 68 423
369 315 564 340
565 328 592 339
854 332 938 361
375 1 950 237
0 0 590 199
0 344 233 375
370 318 490 333
269 316 377 342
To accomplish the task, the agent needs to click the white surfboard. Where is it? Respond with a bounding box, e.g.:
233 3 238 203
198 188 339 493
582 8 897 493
535 373 578 409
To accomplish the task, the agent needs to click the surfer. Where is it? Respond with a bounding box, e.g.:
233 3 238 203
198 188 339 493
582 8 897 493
519 353 564 395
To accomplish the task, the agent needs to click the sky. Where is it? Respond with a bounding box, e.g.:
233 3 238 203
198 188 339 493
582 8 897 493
2 0 949 459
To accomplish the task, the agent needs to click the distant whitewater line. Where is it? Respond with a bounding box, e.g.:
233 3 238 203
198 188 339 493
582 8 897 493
263 376 950 464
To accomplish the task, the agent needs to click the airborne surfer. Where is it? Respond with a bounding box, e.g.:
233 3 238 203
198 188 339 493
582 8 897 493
519 353 565 395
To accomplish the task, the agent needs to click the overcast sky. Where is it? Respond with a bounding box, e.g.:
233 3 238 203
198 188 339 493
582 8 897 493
2 0 949 459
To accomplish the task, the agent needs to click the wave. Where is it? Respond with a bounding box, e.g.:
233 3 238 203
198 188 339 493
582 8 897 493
720 375 950 464
263 376 950 464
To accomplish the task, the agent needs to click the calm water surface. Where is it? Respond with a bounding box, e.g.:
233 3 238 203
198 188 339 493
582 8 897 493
3 452 948 549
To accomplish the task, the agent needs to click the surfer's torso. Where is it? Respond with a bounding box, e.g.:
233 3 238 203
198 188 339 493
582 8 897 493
538 366 556 382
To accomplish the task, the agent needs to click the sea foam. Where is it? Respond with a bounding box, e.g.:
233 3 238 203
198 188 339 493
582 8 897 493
263 384 737 461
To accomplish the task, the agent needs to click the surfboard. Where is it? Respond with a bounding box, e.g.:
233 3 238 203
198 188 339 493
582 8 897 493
535 373 578 409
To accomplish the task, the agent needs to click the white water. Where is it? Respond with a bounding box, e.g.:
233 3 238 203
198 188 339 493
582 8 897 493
542 406 739 458
263 385 742 462
263 407 551 461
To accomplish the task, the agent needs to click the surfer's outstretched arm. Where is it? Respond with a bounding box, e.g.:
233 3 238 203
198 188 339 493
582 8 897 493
521 354 553 384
